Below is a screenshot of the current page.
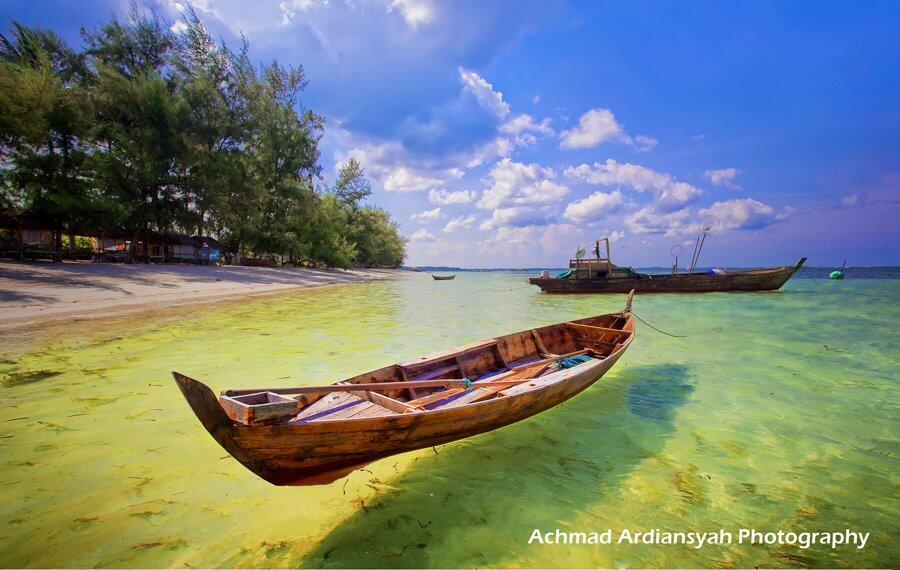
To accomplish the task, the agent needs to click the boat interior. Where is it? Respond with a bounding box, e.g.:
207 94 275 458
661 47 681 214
219 312 632 426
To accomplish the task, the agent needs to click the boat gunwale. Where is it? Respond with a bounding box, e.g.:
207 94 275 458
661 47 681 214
273 316 634 428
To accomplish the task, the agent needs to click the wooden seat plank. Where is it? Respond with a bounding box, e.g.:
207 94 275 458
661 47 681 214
345 402 399 419
405 388 465 410
409 363 460 382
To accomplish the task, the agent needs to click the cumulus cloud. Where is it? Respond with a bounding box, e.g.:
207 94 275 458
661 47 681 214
608 229 625 243
704 167 741 189
428 188 476 205
499 114 554 136
383 167 450 192
465 136 516 168
563 190 624 222
478 158 569 210
558 108 656 152
411 207 444 222
633 135 658 152
459 68 510 119
624 206 693 237
334 138 463 193
565 159 702 211
479 206 551 230
387 0 434 27
559 108 627 149
443 214 477 233
409 229 437 241
699 198 788 231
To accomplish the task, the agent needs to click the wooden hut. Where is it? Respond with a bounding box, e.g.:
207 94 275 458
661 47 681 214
0 212 61 261
169 234 200 263
194 235 222 265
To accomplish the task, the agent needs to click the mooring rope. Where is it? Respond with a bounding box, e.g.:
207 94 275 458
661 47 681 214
800 266 826 285
630 310 689 338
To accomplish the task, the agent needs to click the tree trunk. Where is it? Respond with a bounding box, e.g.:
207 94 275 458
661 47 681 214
54 230 63 262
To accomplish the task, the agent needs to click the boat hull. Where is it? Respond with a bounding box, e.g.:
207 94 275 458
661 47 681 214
529 258 806 294
173 312 633 485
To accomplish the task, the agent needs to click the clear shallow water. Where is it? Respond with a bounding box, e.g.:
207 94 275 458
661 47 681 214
0 272 897 568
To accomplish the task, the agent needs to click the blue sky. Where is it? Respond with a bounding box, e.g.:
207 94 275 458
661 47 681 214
4 0 899 267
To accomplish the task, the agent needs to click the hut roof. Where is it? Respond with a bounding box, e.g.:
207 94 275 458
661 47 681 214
167 233 199 246
194 235 221 249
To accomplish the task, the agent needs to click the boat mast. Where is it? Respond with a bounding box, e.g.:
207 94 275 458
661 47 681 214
688 216 719 275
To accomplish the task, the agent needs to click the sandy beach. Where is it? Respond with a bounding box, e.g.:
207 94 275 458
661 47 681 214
0 260 396 332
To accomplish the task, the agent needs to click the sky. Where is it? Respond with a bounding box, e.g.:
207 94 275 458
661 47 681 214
3 0 899 267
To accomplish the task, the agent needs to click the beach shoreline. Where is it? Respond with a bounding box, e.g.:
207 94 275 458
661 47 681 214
0 260 398 334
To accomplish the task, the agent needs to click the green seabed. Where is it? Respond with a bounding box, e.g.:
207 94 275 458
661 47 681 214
0 273 897 568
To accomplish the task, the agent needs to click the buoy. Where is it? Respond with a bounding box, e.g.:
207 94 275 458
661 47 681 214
830 260 847 279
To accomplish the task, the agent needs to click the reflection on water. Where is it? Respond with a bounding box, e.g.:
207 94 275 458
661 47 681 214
0 273 897 568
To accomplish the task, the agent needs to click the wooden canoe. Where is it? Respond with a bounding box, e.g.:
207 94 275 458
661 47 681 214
431 274 456 280
529 258 806 294
173 292 636 486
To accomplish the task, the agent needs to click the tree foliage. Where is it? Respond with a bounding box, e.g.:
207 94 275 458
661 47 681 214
0 9 405 268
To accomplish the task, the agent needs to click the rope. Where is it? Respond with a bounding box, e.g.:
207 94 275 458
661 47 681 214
800 266 826 285
630 310 689 338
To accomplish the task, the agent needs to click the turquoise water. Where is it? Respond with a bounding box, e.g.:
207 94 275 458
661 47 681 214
0 272 897 567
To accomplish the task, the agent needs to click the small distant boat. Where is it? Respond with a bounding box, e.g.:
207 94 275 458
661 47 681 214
432 274 456 280
529 237 806 294
173 292 636 486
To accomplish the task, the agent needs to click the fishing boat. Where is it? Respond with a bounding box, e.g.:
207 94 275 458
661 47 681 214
173 291 636 486
529 237 806 294
432 274 456 280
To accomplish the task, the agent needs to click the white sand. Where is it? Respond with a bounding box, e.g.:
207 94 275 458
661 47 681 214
0 260 396 332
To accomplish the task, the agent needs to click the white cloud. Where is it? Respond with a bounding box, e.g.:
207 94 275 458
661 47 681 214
559 108 656 152
384 167 449 192
458 68 510 119
565 159 702 211
841 193 859 207
479 207 551 230
387 0 434 27
499 114 554 136
608 229 625 243
704 167 741 189
633 135 658 152
563 190 624 222
409 229 437 242
278 0 320 27
429 188 476 205
532 94 541 105
443 214 477 233
411 207 444 222
478 158 569 210
699 198 788 231
624 206 693 237
334 137 463 193
559 108 627 149
537 223 580 254
692 133 707 141
465 136 516 168
484 225 540 245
